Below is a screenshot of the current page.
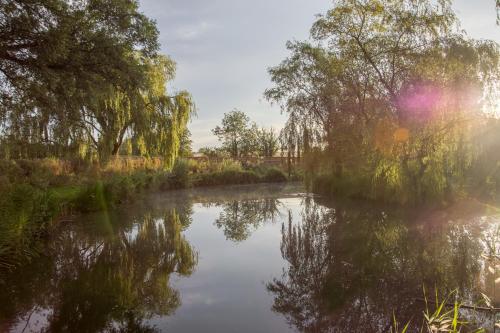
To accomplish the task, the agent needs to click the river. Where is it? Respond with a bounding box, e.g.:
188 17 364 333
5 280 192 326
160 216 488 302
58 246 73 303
1 183 499 332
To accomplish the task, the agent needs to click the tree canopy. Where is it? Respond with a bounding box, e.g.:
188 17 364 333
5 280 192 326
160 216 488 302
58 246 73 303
210 109 279 158
266 0 500 204
0 0 194 167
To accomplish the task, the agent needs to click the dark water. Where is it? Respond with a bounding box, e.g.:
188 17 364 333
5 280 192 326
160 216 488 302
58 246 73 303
1 183 500 332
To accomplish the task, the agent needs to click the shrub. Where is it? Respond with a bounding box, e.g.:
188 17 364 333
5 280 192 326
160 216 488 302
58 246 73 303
194 169 260 187
312 173 372 200
262 168 287 183
217 159 243 172
170 159 191 189
103 156 163 173
73 182 106 212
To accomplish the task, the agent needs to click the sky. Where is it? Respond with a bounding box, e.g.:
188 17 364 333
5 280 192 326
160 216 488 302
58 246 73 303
138 0 500 151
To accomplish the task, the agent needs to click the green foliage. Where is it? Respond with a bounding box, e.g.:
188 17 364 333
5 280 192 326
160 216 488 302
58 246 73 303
212 109 254 158
195 169 261 187
211 109 279 158
178 129 194 158
390 313 410 333
191 159 288 187
0 0 194 169
262 167 288 183
170 159 191 189
198 146 229 159
0 157 290 270
257 127 279 157
391 288 486 333
267 0 500 206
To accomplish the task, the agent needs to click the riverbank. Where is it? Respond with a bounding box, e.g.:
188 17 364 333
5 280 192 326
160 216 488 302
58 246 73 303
308 170 500 208
0 158 294 270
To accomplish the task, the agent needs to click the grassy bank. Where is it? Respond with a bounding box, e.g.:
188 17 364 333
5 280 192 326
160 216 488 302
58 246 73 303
0 157 290 270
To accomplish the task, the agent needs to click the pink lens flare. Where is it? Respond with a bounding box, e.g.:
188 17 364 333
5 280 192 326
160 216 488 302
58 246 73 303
397 83 481 122
398 85 442 121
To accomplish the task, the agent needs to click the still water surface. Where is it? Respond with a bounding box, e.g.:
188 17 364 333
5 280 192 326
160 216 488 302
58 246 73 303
1 183 500 332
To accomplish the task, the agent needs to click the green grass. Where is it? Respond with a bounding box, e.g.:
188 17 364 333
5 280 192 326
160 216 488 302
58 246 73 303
391 288 486 333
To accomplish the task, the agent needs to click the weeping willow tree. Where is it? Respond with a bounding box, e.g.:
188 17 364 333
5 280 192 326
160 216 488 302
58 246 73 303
267 0 500 205
133 55 195 169
78 55 195 168
0 0 194 169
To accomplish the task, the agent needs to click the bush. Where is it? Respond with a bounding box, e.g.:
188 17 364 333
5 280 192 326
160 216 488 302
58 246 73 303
217 159 243 172
73 182 106 212
312 173 371 199
262 168 287 183
170 159 191 188
220 169 260 184
194 169 260 187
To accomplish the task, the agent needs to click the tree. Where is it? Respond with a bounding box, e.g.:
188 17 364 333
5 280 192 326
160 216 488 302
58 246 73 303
0 0 195 168
266 0 500 204
198 146 228 159
239 122 259 158
178 129 193 158
212 110 280 158
212 109 252 158
79 55 194 166
0 0 158 106
257 127 279 157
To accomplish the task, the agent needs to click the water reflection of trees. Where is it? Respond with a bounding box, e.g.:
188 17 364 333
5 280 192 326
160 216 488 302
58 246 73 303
213 198 283 241
268 197 497 332
0 207 197 332
0 184 298 332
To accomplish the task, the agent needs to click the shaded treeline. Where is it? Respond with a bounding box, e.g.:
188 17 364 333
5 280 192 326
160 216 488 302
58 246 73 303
268 196 500 332
266 0 500 205
0 0 194 166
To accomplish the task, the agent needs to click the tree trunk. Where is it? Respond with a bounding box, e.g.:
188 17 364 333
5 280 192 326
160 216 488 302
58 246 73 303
111 122 131 156
111 141 121 155
287 150 292 178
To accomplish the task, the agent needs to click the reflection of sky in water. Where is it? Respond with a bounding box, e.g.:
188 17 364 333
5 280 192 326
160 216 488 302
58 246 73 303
125 217 165 243
9 307 53 333
150 200 300 332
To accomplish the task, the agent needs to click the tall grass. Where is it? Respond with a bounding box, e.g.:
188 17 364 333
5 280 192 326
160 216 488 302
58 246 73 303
391 288 486 333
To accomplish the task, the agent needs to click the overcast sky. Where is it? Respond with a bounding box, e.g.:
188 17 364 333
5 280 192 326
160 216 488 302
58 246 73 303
138 0 500 151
